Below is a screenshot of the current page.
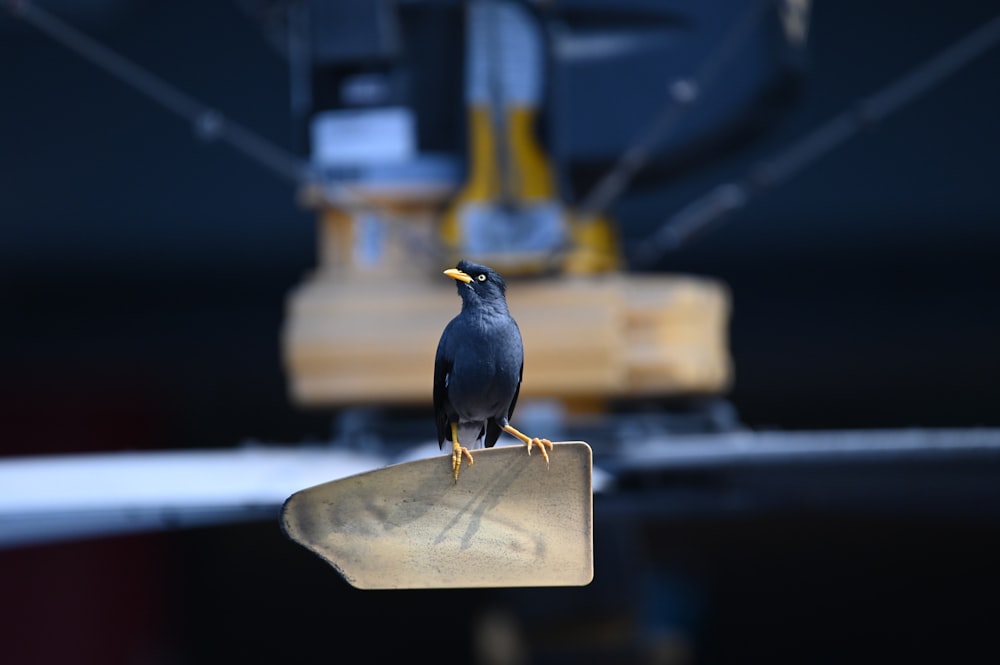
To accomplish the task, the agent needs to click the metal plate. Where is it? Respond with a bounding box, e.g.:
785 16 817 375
281 442 593 589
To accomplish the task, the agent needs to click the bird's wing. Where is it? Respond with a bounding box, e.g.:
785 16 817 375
433 330 453 449
508 362 523 422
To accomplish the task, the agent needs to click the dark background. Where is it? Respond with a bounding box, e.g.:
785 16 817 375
2 1 999 663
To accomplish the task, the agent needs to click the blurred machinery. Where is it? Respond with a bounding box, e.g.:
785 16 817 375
9 4 1000 662
275 0 807 412
2 0 815 546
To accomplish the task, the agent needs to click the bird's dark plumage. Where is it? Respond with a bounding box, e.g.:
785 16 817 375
434 260 552 480
435 260 523 454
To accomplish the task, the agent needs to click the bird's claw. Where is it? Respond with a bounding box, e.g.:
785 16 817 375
526 437 553 466
452 446 474 481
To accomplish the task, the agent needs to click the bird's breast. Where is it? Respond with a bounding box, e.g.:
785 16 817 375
443 310 522 420
447 356 520 419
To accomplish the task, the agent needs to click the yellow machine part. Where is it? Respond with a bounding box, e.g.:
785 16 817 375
282 269 731 407
440 106 622 276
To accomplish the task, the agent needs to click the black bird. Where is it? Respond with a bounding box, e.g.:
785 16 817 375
435 260 552 480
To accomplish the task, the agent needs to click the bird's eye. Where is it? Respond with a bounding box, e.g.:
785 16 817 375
477 274 487 282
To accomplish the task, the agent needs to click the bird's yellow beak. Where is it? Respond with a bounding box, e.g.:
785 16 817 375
444 268 473 284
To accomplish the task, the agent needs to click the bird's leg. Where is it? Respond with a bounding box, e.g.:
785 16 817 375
451 422 474 481
502 425 553 466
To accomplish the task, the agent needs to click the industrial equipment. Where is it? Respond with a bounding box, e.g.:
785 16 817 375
279 0 807 414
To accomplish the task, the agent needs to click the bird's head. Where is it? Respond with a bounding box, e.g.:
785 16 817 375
444 260 509 308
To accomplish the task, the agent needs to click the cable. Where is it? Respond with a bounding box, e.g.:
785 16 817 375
574 0 776 224
7 0 422 223
9 0 311 185
632 11 1000 266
